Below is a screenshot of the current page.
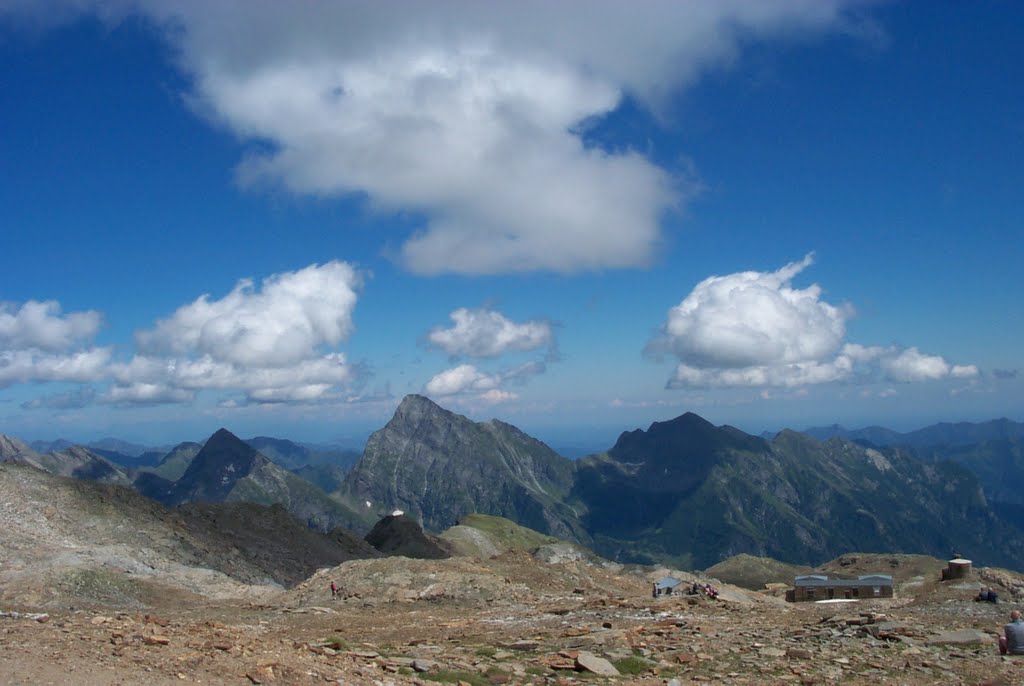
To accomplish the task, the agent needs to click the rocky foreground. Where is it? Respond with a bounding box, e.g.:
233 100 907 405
3 462 1024 685
3 549 1024 686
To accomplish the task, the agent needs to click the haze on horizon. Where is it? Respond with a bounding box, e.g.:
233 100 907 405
1 1 1021 446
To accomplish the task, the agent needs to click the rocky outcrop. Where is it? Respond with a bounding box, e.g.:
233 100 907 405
364 514 450 559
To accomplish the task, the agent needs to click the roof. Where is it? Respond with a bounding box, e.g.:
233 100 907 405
794 574 893 588
655 576 683 589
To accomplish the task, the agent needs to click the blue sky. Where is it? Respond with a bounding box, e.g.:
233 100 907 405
1 1 1021 449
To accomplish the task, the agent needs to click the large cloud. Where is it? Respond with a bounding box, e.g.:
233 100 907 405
427 308 552 358
653 256 979 388
2 1 861 274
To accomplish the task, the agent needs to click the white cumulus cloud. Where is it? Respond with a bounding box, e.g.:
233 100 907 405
2 0 863 274
8 262 365 407
653 256 979 389
424 364 500 396
427 308 552 358
0 343 111 388
109 262 363 405
136 261 360 367
651 254 850 369
0 300 101 352
424 360 544 398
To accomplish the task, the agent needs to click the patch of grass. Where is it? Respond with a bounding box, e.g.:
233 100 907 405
484 666 510 681
59 568 150 607
525 665 548 677
458 514 558 551
422 670 489 686
612 656 651 675
320 637 351 651
475 646 497 657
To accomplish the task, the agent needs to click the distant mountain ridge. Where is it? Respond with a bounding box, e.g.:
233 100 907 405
800 419 1024 515
801 417 1024 448
142 428 365 533
9 404 1024 572
571 416 1024 569
1 435 131 487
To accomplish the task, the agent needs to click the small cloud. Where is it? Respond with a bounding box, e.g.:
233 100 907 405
101 383 195 406
993 368 1017 380
0 298 111 389
479 389 518 404
423 360 545 398
0 348 112 388
423 364 500 396
0 299 101 352
21 386 97 410
427 308 552 358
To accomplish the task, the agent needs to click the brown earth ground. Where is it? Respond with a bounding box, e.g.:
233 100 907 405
3 550 1024 686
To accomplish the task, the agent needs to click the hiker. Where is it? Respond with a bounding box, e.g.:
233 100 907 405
999 610 1024 655
976 587 999 603
330 580 337 598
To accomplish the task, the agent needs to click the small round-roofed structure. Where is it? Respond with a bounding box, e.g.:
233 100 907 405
941 558 973 581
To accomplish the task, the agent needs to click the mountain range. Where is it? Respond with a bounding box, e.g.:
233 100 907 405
5 396 1024 571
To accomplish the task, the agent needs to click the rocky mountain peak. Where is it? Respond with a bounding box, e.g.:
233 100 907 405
388 394 452 428
341 397 584 542
205 427 244 448
168 428 268 504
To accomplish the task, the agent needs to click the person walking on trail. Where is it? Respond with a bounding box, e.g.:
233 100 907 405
330 580 338 599
999 609 1024 655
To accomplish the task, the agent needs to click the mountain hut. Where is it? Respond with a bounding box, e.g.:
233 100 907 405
653 576 684 597
786 574 894 602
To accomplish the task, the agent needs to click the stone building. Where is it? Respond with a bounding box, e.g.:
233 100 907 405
786 574 894 602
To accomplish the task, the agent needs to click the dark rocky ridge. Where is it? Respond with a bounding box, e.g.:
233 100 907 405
152 428 365 533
